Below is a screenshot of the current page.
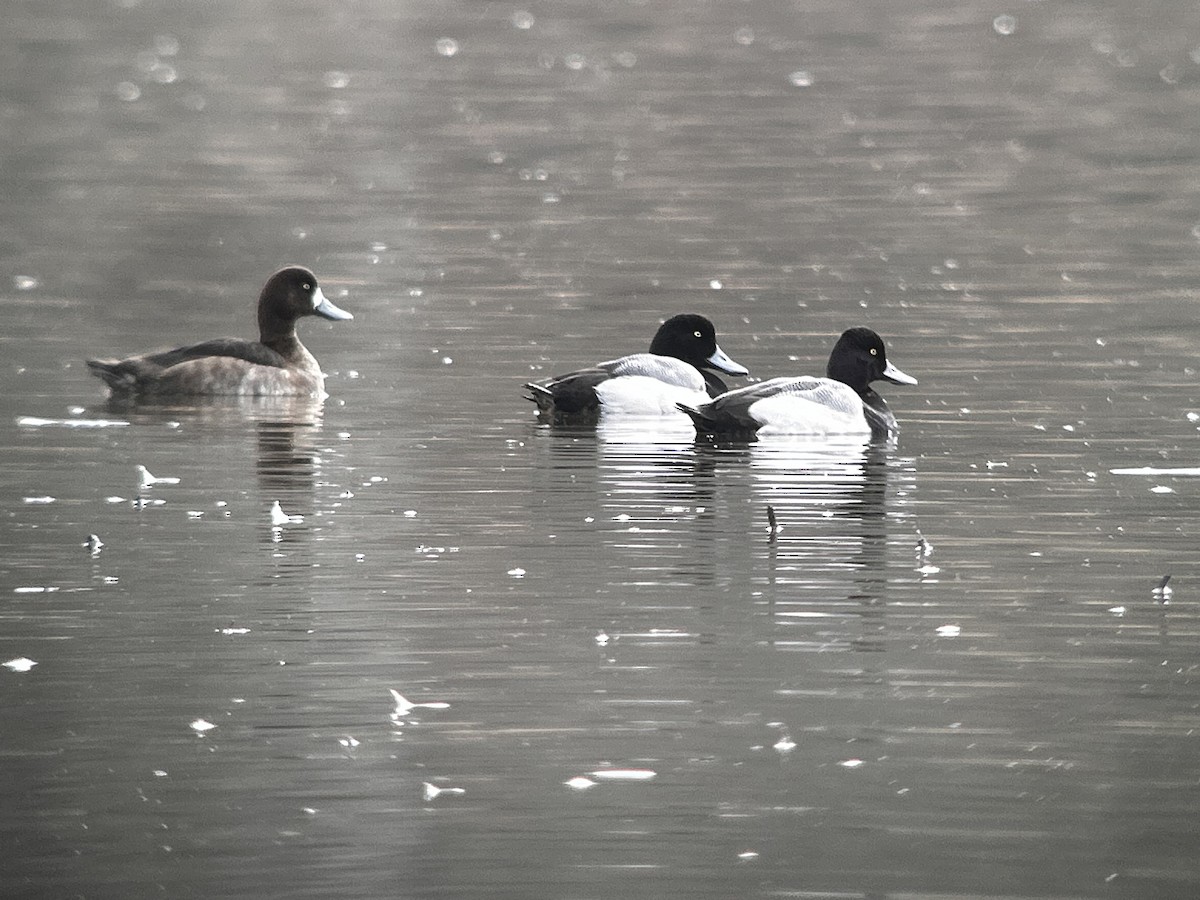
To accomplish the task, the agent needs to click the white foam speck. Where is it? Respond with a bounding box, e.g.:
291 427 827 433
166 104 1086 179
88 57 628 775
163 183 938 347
1112 467 1200 476
270 501 303 526
936 624 961 637
423 782 465 801
138 465 180 489
190 718 216 733
17 415 129 429
590 768 655 782
4 657 38 672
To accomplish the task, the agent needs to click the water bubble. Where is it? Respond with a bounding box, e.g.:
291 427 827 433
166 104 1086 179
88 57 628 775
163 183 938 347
488 150 505 164
788 70 813 87
154 34 180 56
435 37 460 58
511 10 535 29
1092 34 1115 55
992 15 1016 36
734 26 755 46
1160 65 1181 85
13 275 39 290
323 70 350 89
709 279 723 290
564 53 586 70
613 51 637 68
116 82 141 102
150 63 177 85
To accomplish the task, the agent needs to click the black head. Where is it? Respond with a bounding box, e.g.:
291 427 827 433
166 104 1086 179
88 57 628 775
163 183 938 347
648 314 749 377
825 327 917 394
258 266 353 339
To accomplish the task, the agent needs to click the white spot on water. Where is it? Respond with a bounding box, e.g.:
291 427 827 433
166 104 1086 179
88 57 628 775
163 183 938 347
508 567 526 577
423 782 465 801
992 14 1017 36
591 768 656 782
734 26 754 45
512 10 535 29
789 70 814 87
435 37 460 57
936 624 961 637
4 657 37 673
270 501 303 526
839 758 864 769
389 689 450 719
565 776 597 790
190 718 216 733
13 275 39 290
323 70 349 89
137 465 179 489
16 415 127 429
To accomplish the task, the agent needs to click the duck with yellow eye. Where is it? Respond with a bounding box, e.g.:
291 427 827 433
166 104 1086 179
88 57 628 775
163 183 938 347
678 327 917 439
86 266 352 399
525 313 749 423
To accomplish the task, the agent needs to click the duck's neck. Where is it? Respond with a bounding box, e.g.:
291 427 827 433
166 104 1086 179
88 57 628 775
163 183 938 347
860 388 898 437
701 370 729 398
261 332 314 368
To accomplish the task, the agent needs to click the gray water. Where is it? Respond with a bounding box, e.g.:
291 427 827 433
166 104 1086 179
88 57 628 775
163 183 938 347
4 2 1200 898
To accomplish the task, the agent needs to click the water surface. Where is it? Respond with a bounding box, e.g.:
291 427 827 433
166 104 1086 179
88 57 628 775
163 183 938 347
4 2 1200 898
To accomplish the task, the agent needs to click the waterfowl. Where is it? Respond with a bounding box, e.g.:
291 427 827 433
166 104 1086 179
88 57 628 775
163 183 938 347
678 327 916 438
86 266 352 398
525 314 749 421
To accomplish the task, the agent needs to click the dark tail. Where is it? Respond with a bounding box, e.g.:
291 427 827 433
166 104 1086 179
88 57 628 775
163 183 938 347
86 359 136 393
524 382 555 413
675 402 712 431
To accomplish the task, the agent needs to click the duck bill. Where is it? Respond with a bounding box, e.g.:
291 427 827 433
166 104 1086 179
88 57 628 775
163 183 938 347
313 286 354 321
882 359 917 385
705 344 750 377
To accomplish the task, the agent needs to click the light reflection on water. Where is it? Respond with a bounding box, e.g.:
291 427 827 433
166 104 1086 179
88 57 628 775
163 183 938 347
5 0 1200 897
